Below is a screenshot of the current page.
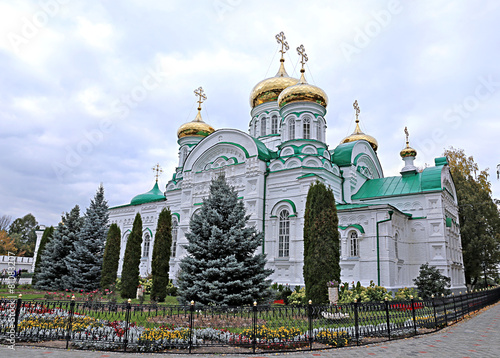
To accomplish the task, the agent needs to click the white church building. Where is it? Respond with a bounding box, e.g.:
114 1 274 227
109 36 466 292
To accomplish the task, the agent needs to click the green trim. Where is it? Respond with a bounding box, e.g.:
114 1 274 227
124 229 131 235
289 214 297 218
143 228 153 237
446 217 452 227
339 224 365 233
217 141 250 158
257 134 280 138
285 111 322 119
194 202 203 206
172 212 180 221
262 164 270 254
376 211 393 286
237 196 244 200
296 173 325 180
409 216 427 220
271 199 297 215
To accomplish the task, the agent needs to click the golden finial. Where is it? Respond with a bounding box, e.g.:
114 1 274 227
297 44 308 70
353 100 360 122
152 163 163 182
194 87 206 111
275 31 289 61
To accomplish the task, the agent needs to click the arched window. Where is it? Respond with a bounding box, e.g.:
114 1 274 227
261 117 266 136
316 121 321 141
278 209 290 257
253 120 257 136
303 117 311 139
289 119 295 140
143 233 151 258
349 231 359 257
171 219 178 257
271 115 278 134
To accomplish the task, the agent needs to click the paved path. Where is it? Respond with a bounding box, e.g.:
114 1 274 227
3 302 500 358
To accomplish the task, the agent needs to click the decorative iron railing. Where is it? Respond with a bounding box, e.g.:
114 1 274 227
1 287 499 354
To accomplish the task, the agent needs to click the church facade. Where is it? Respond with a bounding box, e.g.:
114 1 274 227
109 36 466 292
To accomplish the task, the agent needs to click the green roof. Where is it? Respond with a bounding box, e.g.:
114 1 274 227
332 142 357 167
130 181 166 205
252 138 276 161
352 166 443 200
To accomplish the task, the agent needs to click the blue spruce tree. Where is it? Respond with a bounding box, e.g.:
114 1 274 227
178 175 273 305
64 184 109 291
34 205 83 291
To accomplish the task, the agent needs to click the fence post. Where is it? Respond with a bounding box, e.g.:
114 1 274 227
431 295 438 331
189 301 194 354
123 298 131 352
384 297 391 341
410 296 417 335
442 294 448 326
354 299 359 346
452 293 457 322
13 294 22 335
308 300 313 351
252 301 257 354
65 295 76 349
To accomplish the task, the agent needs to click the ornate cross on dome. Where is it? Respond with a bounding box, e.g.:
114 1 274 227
152 163 163 182
275 32 289 59
297 44 308 69
353 100 360 121
404 126 410 145
194 87 206 110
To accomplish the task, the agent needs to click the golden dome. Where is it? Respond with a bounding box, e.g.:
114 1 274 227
400 126 417 157
177 109 215 139
250 59 299 108
340 119 378 151
400 145 417 158
277 69 328 108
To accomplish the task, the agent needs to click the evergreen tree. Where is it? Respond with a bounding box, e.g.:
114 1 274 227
150 208 172 302
100 223 121 290
121 213 143 298
35 206 83 291
64 184 109 291
178 175 273 306
32 226 54 286
414 263 451 298
303 181 340 304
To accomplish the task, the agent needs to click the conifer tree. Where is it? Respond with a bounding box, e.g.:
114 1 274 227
303 181 340 304
150 208 172 302
178 175 273 305
121 213 143 298
35 206 83 291
32 226 54 286
64 184 109 291
100 223 121 290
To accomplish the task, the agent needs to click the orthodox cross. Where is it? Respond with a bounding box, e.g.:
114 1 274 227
297 44 308 69
353 100 360 121
194 87 206 110
152 163 163 182
275 31 289 59
404 126 410 145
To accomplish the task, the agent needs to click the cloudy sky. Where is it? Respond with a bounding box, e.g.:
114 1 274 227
1 0 499 226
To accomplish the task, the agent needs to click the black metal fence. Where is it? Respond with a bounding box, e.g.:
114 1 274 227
1 287 499 354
